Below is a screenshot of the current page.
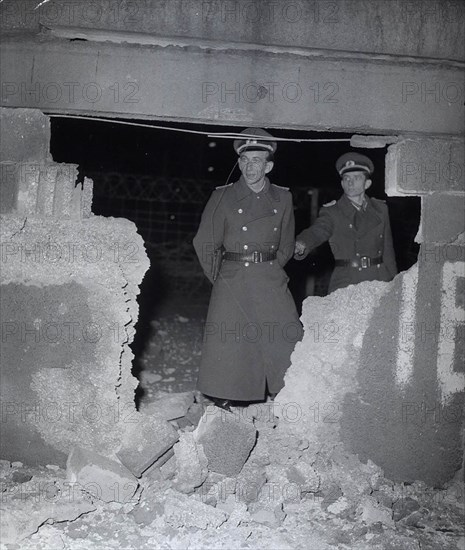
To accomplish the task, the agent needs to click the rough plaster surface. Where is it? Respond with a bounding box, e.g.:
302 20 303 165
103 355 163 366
276 279 389 445
0 213 150 465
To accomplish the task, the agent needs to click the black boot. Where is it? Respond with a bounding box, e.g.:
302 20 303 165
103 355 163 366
211 397 232 412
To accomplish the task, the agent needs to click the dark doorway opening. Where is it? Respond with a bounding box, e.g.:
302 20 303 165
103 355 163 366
50 117 420 401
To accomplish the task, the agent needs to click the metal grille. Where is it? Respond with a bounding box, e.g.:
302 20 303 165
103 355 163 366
91 171 323 298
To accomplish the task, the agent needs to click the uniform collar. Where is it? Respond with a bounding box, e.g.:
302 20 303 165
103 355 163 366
338 194 357 219
235 176 277 200
347 195 368 211
339 194 381 227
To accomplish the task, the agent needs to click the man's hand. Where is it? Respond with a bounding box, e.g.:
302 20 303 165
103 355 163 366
294 240 306 257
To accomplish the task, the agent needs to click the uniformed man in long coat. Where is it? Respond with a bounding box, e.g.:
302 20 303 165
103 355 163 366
193 128 302 408
294 152 397 294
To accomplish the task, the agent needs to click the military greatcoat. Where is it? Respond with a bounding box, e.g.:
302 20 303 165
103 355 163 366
296 194 398 294
193 176 302 401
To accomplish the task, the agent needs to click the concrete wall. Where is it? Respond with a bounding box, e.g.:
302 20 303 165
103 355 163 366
1 0 463 61
1 2 463 134
0 108 150 466
277 138 464 485
0 0 463 481
277 254 464 486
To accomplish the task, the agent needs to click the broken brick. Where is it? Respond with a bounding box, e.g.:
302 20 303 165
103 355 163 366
194 409 257 477
66 446 138 503
116 412 179 477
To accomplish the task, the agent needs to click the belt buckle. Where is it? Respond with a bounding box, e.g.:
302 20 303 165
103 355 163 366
253 251 261 263
360 256 370 268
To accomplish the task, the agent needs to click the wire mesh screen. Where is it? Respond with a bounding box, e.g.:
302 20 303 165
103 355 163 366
90 171 325 299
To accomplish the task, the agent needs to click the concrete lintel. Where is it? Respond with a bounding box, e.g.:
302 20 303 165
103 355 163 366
1 38 463 136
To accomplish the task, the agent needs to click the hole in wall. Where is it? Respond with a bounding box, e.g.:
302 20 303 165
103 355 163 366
49 117 420 404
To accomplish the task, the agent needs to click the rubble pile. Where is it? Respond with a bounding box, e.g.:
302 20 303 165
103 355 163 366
1 393 463 549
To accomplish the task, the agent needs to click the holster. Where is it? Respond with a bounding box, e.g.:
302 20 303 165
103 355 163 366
211 247 224 282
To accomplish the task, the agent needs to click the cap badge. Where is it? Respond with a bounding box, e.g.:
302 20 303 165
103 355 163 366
346 160 355 167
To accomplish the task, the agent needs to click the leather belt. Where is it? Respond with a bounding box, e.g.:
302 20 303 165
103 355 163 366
335 256 383 269
223 251 277 263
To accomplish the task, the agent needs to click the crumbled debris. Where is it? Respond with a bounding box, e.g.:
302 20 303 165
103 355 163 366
3 315 464 550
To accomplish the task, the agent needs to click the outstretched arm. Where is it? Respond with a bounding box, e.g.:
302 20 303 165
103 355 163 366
294 208 334 260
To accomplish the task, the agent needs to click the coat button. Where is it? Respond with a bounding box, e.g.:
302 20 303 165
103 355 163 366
273 209 277 213
379 234 383 238
243 244 248 250
270 262 273 265
242 226 247 231
349 224 353 228
244 262 249 267
377 250 381 254
273 227 278 231
256 196 260 199
356 253 360 257
238 208 243 214
271 245 275 249
358 267 362 271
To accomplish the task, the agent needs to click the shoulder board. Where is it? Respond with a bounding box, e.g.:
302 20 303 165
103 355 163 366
215 183 233 190
372 197 386 203
272 184 290 191
323 200 337 207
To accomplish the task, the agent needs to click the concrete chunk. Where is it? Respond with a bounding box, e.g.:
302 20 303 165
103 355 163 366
173 432 208 494
386 138 465 195
194 409 257 477
66 446 138 503
141 391 195 421
0 108 51 162
117 412 179 477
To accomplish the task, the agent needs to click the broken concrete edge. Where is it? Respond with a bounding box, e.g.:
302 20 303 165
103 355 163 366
115 409 180 479
66 445 139 503
2 402 464 548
